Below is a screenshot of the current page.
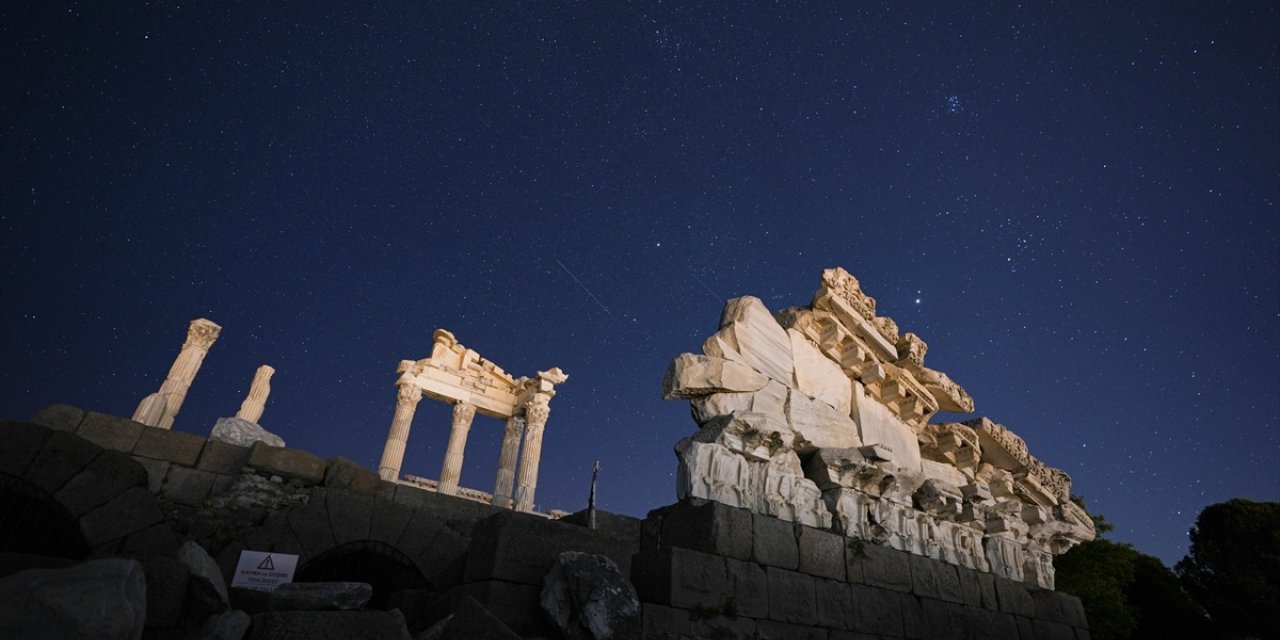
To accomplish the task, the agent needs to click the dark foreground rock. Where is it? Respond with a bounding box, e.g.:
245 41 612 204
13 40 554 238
0 558 146 640
543 551 641 640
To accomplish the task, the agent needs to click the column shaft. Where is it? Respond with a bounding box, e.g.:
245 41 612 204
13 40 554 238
136 318 221 429
378 385 422 481
437 402 476 496
513 401 550 512
491 416 525 508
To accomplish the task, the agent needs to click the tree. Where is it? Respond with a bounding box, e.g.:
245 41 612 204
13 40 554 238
1056 495 1211 640
1176 499 1280 639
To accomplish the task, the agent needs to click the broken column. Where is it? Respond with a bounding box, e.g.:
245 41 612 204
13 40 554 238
132 318 222 429
378 379 423 481
437 402 476 496
235 365 275 424
492 416 525 508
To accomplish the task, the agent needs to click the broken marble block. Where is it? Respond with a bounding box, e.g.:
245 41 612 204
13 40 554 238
211 416 285 448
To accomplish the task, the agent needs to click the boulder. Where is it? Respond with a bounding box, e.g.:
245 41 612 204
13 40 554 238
661 354 769 399
194 610 251 640
212 417 285 448
179 540 230 616
541 552 641 640
0 558 146 640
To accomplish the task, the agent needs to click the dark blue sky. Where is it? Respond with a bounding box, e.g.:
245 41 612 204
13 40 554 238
2 2 1276 565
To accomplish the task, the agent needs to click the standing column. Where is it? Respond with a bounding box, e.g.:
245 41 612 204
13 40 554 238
437 402 476 496
235 364 275 423
378 384 422 481
491 416 525 508
513 400 550 512
133 318 222 429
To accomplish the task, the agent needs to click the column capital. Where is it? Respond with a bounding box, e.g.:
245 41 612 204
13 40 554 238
524 399 550 427
452 401 477 426
396 383 423 406
183 318 222 351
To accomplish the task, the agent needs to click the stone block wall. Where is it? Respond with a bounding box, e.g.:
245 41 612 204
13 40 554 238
634 500 1090 640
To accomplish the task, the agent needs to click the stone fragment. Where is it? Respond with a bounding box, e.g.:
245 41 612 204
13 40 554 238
76 412 147 452
436 595 521 639
133 426 206 465
323 455 381 495
194 610 251 640
140 555 191 628
30 404 86 431
661 353 769 399
248 442 325 485
0 558 146 640
54 448 148 517
703 295 796 386
269 581 372 611
850 383 922 471
690 379 789 425
540 551 640 640
788 328 852 414
179 540 230 616
690 412 794 462
212 416 286 448
785 387 861 452
247 609 412 640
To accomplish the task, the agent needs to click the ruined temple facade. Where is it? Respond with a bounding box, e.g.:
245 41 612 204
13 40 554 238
663 267 1095 589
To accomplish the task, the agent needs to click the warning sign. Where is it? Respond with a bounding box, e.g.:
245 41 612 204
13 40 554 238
231 550 298 592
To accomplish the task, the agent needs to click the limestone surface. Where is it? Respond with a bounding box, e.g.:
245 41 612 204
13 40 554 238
211 416 286 448
662 268 1095 589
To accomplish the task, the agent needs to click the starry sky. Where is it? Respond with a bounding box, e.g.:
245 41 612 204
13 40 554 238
2 2 1276 566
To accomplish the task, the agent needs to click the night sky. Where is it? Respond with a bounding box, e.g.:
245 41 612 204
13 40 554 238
2 2 1276 566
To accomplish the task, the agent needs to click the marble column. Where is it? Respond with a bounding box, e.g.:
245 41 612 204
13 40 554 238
133 318 222 429
378 384 422 481
235 364 275 423
437 402 476 496
513 400 550 512
491 416 525 508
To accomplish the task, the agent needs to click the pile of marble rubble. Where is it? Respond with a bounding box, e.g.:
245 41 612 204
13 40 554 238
662 267 1095 589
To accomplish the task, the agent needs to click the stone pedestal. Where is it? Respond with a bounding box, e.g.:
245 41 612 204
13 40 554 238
378 384 422 482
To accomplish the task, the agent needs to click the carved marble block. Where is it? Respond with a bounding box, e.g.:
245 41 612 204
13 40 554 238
662 268 1095 589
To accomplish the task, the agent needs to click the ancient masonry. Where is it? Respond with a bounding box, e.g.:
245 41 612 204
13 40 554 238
377 329 568 512
0 270 1095 639
663 267 1096 589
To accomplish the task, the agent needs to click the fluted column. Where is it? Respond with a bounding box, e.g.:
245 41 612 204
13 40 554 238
491 416 525 508
378 384 422 481
513 400 550 512
437 402 476 496
133 318 222 429
235 364 275 423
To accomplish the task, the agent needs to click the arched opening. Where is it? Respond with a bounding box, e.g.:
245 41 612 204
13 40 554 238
0 472 89 560
294 540 431 609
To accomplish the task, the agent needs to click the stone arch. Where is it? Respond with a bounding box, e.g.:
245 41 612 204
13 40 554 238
294 540 430 608
0 422 179 556
0 472 89 559
235 489 472 594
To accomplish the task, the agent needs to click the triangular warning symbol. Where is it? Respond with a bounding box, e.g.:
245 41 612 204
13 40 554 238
257 555 275 571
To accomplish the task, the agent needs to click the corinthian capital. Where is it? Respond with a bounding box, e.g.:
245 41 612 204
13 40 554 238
183 318 222 351
452 402 477 426
524 399 550 427
396 383 422 406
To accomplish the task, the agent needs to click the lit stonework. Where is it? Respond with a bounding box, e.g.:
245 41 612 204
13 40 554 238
377 329 566 513
235 364 275 424
132 318 222 429
663 268 1095 589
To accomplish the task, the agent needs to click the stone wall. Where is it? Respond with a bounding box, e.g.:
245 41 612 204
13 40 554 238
634 500 1090 640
